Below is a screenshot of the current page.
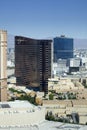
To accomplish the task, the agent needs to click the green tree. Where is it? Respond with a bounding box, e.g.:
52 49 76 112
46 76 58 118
49 93 54 100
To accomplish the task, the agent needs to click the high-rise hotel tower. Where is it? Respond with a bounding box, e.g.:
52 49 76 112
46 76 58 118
15 36 52 93
54 36 73 62
0 30 7 101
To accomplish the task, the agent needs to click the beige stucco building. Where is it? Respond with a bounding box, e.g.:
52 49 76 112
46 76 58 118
43 100 87 124
48 77 84 92
0 30 7 101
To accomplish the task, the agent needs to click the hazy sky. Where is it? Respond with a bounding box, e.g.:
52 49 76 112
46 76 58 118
0 0 87 39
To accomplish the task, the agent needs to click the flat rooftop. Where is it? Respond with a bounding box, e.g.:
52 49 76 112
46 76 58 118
43 99 87 106
0 100 34 109
0 121 86 130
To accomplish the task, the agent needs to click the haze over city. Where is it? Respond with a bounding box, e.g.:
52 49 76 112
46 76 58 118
0 0 87 40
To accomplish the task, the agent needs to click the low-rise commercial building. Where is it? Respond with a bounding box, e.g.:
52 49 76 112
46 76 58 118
0 100 45 127
43 100 87 124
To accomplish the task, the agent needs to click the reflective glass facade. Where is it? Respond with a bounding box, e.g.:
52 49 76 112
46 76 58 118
15 36 52 93
54 37 73 62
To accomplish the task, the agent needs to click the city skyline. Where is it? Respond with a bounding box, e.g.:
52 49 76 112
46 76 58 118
0 0 87 39
8 34 87 49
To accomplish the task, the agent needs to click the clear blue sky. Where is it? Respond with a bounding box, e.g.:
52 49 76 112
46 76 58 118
0 0 87 39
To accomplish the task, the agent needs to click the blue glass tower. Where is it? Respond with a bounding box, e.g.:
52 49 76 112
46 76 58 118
54 36 73 62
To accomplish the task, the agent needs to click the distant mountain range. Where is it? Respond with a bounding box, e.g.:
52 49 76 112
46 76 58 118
74 39 87 49
7 35 87 49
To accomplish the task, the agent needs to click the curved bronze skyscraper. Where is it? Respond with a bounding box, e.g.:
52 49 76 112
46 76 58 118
0 30 7 101
15 36 52 93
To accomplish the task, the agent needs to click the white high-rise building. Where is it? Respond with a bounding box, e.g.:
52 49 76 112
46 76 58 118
0 30 7 101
